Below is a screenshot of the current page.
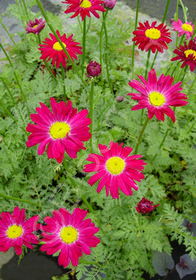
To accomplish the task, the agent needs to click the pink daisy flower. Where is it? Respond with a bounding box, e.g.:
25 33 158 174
127 69 188 123
26 18 46 35
83 141 146 199
172 19 194 40
132 21 172 53
40 208 100 267
38 30 83 68
0 207 39 255
62 0 106 21
26 97 91 163
171 40 196 72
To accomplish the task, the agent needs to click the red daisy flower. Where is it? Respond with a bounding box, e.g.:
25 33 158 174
26 97 91 163
171 19 194 40
62 0 106 21
38 30 83 68
40 208 100 267
83 141 146 199
128 69 188 123
171 39 196 72
0 207 39 255
26 18 46 35
132 21 172 53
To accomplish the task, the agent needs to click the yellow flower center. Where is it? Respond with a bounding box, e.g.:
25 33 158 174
53 42 66 51
7 225 23 239
149 91 165 106
33 24 38 28
184 49 196 60
80 0 92 8
182 23 193 32
106 156 125 175
145 28 161 39
50 122 70 139
60 226 78 244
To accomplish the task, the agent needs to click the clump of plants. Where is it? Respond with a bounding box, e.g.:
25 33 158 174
0 0 196 279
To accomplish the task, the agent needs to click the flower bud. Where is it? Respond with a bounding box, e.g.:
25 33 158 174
104 0 117 9
116 96 124 102
87 61 101 77
136 197 159 214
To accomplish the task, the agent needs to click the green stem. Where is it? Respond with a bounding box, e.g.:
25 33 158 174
100 16 105 89
175 0 179 21
103 11 112 93
16 0 25 25
150 51 158 70
35 0 85 86
0 19 16 45
43 61 57 81
0 42 29 114
134 116 149 154
97 102 113 148
162 0 171 23
191 19 196 40
0 76 16 104
170 61 180 77
183 115 193 130
61 64 66 101
186 119 196 134
151 127 170 163
145 50 151 79
80 195 94 214
21 0 29 20
132 0 140 79
0 192 41 208
187 74 196 96
0 99 18 123
77 15 82 32
79 259 101 267
180 65 188 84
89 80 94 152
82 17 86 76
179 0 187 22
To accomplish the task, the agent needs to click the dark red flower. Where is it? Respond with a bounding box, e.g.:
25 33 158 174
132 21 171 53
26 18 45 35
171 40 196 72
87 60 101 77
136 197 159 214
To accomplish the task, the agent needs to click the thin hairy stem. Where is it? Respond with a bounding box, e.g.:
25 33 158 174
89 80 94 152
103 10 112 93
134 116 149 154
132 0 140 79
82 17 86 76
0 192 41 208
